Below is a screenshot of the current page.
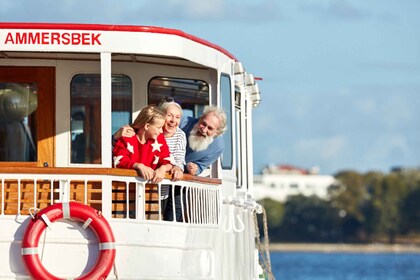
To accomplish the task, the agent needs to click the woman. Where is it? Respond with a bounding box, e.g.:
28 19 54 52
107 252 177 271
158 98 186 181
157 98 187 221
112 105 173 184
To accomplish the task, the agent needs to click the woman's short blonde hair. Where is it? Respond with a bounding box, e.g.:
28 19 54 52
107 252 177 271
131 105 165 130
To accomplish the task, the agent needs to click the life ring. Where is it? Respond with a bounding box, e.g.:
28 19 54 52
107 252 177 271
21 202 116 280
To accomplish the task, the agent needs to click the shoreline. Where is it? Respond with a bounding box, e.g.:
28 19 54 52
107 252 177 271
268 243 420 253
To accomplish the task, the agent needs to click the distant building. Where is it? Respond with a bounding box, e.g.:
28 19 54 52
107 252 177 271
253 164 338 202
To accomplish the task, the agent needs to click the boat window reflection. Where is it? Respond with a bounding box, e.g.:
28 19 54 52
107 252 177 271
70 74 132 164
148 77 209 118
0 83 38 162
220 74 233 170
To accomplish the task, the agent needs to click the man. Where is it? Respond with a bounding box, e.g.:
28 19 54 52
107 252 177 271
181 105 227 176
166 105 226 222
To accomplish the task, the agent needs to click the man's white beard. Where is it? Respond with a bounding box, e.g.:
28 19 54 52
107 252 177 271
188 125 214 152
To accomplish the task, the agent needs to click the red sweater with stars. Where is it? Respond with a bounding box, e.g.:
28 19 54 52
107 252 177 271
113 134 172 169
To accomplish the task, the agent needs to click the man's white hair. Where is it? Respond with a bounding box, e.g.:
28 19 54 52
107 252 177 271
200 105 227 136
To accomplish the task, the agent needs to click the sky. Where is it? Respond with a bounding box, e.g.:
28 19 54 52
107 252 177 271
2 0 419 175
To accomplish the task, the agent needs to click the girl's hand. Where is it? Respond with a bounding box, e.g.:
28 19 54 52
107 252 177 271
134 163 154 180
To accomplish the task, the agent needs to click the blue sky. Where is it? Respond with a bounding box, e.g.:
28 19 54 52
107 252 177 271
2 0 419 175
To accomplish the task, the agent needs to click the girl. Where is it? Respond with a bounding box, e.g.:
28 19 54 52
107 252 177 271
113 105 173 183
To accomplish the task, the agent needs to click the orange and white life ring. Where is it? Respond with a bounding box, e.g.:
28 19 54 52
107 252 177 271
21 201 116 280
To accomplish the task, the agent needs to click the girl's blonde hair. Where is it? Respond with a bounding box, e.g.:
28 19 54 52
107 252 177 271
131 105 165 130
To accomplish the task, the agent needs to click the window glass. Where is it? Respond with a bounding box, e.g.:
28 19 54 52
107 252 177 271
235 87 242 186
70 74 132 164
245 99 251 189
0 83 38 162
111 76 133 135
220 74 233 169
235 110 242 185
148 77 209 118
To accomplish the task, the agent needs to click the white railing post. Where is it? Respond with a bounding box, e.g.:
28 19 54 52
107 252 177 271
59 179 69 202
100 52 112 168
101 177 112 218
136 182 145 220
1 178 4 215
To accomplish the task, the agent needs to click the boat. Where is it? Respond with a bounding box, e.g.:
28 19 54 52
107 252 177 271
0 22 271 279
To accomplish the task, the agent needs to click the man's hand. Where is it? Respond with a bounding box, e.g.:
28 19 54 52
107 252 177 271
186 162 198 175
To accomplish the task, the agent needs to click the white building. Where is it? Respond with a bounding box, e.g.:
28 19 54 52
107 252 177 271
253 164 338 202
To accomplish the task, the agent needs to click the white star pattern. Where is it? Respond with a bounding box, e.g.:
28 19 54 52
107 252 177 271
153 155 159 165
164 154 176 165
151 140 162 152
113 155 123 167
127 143 134 154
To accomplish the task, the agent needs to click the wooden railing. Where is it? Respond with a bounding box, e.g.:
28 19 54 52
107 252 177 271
0 167 221 225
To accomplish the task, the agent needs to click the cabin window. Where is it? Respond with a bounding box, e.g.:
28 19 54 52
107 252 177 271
220 74 233 169
244 98 251 188
148 77 209 118
70 74 132 164
0 83 38 162
235 87 242 186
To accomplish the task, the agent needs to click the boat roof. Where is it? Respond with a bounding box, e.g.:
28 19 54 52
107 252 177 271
0 22 237 61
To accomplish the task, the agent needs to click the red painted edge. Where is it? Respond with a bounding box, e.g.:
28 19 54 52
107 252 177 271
0 22 238 61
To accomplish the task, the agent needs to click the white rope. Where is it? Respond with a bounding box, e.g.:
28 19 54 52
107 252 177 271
254 207 275 280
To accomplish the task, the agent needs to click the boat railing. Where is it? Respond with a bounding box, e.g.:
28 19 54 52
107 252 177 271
0 167 221 226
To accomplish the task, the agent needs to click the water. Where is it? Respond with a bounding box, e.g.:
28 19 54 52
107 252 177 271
270 251 420 280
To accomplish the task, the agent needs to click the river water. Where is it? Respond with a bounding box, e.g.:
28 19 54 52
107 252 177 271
270 251 420 280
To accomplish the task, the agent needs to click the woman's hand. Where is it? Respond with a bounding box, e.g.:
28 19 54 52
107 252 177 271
114 125 135 141
134 163 154 180
152 166 168 183
171 166 184 181
121 125 135 137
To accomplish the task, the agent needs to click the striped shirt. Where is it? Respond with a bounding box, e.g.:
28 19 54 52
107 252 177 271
165 127 186 170
161 127 186 199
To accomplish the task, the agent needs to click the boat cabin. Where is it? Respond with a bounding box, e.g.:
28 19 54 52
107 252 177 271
0 23 263 279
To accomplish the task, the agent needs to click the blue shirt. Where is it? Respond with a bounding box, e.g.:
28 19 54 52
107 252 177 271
180 116 224 175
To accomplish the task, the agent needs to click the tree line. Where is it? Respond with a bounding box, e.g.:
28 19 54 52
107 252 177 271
257 168 420 243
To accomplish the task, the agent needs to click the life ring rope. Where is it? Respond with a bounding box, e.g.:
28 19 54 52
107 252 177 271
21 201 116 280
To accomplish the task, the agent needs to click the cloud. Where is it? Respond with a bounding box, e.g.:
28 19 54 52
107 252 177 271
358 62 420 73
252 82 420 174
137 0 283 22
0 0 282 24
295 135 347 161
0 0 122 23
299 0 369 20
